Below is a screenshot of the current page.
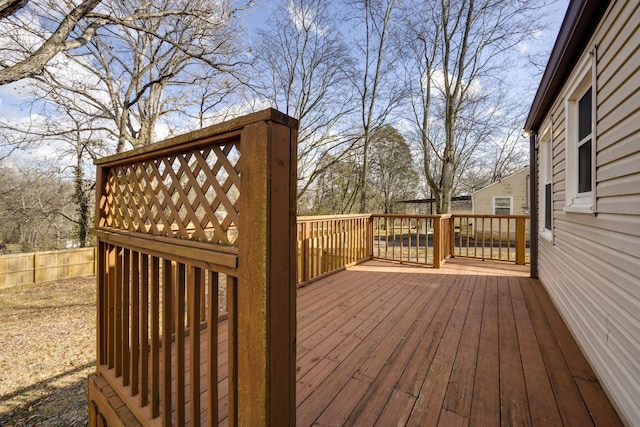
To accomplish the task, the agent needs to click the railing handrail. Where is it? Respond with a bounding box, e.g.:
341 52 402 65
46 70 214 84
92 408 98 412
450 213 530 219
297 213 372 222
372 213 453 219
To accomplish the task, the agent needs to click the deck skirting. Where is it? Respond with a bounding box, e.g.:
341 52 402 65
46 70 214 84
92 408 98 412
89 373 143 427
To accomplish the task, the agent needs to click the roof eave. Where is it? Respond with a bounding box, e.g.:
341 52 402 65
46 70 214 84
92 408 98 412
524 0 611 132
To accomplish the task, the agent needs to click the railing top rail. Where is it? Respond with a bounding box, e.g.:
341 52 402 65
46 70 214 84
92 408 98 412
297 214 372 222
372 213 453 219
297 213 529 222
452 214 531 219
95 108 298 166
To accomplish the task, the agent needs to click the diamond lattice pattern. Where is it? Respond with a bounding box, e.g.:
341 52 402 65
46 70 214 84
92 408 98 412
100 142 240 246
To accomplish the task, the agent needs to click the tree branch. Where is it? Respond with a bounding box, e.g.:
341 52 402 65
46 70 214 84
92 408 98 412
0 0 102 85
0 0 28 20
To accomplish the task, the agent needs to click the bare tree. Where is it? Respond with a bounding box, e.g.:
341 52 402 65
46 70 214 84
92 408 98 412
400 0 546 213
1 0 252 245
252 0 356 201
0 0 102 84
0 100 101 246
8 0 253 153
368 125 418 213
0 164 76 251
306 153 362 215
347 0 402 213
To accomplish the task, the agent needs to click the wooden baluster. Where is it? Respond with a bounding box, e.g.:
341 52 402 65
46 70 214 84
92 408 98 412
507 218 512 261
115 247 124 377
392 217 396 261
302 222 309 284
162 259 172 427
399 217 402 261
200 274 207 324
140 254 150 408
498 218 503 260
97 241 107 367
150 256 160 418
107 244 116 370
227 275 238 425
131 251 140 396
122 248 130 387
175 263 186 426
207 271 219 425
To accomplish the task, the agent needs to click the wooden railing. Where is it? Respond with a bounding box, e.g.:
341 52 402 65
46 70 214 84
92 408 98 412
303 213 528 272
89 109 298 427
296 215 372 285
451 215 530 265
371 214 453 268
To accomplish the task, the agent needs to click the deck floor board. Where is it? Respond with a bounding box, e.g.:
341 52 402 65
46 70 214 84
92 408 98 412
107 258 623 426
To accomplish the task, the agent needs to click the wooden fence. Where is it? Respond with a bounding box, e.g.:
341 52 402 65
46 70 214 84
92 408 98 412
0 247 96 289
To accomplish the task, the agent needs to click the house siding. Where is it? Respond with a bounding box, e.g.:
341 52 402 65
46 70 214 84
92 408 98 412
472 167 530 215
537 1 640 425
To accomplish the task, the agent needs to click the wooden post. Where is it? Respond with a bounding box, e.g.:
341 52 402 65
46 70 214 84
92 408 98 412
237 116 297 426
516 217 526 265
434 216 442 268
446 215 454 261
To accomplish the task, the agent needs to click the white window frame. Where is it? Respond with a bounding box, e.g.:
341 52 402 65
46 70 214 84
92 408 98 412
538 123 553 242
493 196 513 216
564 52 596 214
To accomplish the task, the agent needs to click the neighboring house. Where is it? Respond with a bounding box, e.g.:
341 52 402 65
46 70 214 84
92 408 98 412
471 166 530 216
524 1 640 426
469 167 530 243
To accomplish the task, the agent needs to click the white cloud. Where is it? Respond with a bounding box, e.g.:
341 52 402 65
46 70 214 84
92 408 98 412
423 69 482 99
287 1 327 36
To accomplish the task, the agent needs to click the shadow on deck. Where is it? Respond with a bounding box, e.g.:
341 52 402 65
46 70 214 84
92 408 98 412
292 259 621 426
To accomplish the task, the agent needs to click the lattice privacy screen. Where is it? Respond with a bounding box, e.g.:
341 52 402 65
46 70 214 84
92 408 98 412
99 141 240 246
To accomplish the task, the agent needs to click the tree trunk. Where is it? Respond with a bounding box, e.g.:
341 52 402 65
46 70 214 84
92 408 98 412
74 162 89 247
359 136 369 213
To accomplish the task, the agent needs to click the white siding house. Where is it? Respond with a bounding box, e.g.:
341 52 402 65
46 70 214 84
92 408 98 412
471 167 530 216
525 1 640 425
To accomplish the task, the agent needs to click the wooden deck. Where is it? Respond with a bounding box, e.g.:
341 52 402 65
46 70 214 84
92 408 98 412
106 258 623 426
292 259 622 426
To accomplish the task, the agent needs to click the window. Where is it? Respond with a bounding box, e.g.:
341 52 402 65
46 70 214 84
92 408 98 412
564 52 595 214
578 87 592 193
545 183 552 230
538 123 553 241
494 196 512 215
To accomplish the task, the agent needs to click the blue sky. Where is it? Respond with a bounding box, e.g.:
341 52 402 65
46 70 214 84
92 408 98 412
0 0 571 140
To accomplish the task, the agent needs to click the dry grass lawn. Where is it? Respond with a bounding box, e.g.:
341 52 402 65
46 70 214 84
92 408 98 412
0 277 95 426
